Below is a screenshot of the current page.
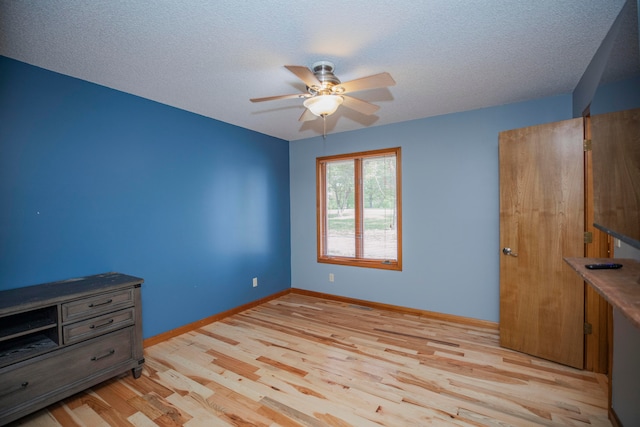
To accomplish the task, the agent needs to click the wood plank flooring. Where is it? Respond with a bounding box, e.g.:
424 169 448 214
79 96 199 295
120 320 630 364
10 294 611 426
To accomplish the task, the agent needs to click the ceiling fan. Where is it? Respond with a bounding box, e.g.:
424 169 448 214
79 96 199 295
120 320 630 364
250 61 396 122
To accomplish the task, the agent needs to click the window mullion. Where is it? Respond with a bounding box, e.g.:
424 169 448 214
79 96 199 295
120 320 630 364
354 158 363 258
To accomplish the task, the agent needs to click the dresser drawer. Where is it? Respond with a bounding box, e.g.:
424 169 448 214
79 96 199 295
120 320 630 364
62 288 134 322
63 308 135 345
0 327 133 414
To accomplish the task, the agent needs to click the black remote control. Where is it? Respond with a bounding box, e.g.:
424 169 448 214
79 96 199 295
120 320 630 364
585 263 623 270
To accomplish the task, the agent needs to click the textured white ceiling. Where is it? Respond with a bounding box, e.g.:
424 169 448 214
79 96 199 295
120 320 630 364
1 0 638 141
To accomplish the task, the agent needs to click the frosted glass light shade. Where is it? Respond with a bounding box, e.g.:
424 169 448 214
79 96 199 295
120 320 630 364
303 95 344 117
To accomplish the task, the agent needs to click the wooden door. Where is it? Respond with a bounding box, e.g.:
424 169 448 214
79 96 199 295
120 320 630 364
591 108 640 244
499 118 585 368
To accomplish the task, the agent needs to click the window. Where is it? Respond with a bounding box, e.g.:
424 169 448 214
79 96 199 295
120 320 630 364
316 147 402 270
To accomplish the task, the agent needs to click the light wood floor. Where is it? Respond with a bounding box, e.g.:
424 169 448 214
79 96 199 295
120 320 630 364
12 294 611 426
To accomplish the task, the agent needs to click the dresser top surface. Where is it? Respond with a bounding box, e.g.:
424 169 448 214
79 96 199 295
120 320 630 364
0 273 143 313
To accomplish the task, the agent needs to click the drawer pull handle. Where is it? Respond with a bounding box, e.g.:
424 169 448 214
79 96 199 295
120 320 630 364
88 299 113 308
91 349 115 361
90 319 115 329
0 382 29 398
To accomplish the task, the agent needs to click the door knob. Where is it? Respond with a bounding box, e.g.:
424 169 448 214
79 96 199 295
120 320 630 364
502 247 518 257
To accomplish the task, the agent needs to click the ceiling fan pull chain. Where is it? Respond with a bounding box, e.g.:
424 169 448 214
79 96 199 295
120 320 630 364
323 116 327 139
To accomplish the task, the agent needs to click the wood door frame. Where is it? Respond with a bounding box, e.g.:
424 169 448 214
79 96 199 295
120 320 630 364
498 114 609 372
583 114 612 375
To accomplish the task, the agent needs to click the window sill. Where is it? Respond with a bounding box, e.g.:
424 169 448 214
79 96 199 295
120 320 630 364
318 256 401 271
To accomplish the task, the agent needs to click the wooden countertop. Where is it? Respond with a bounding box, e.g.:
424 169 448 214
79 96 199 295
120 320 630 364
564 257 640 330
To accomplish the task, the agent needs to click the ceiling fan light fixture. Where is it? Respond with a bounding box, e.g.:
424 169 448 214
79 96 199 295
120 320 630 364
303 95 344 117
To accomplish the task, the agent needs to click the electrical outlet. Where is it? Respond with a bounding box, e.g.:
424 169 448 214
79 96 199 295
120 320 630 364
252 277 258 287
329 273 334 282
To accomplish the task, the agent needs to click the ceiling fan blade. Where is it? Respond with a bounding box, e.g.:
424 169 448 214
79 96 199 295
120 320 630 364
250 93 307 103
333 72 396 94
341 95 380 115
285 65 322 88
298 108 318 122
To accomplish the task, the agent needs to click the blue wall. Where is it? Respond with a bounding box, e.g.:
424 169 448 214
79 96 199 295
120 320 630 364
290 95 574 323
0 56 291 338
591 74 640 114
290 74 639 324
572 0 631 117
1 53 637 338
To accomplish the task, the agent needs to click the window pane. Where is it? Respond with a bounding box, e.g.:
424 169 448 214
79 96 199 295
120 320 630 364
326 160 355 257
317 147 401 270
362 156 397 260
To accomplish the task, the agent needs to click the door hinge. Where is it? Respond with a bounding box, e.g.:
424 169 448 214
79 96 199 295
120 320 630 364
583 139 592 151
584 232 593 244
584 322 593 335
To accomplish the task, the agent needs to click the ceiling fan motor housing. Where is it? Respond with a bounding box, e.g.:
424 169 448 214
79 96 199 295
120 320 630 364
310 61 341 94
